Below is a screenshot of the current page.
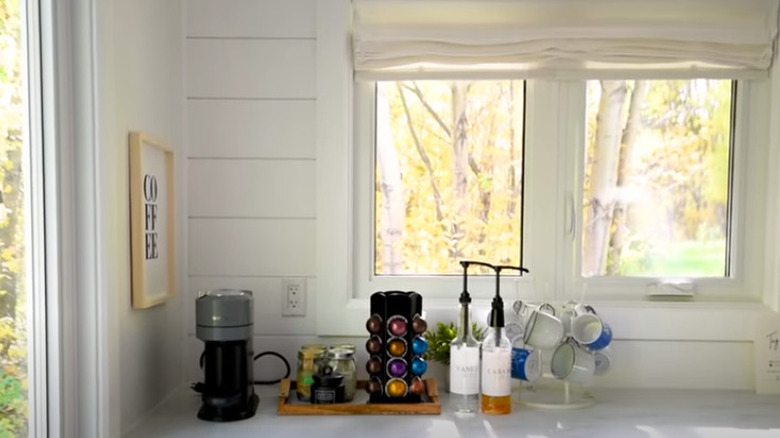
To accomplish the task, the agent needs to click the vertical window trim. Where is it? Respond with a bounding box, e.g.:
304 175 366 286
19 0 50 435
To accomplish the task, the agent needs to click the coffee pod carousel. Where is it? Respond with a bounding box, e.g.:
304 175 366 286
507 300 613 409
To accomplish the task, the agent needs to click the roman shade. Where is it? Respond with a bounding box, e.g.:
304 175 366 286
352 0 780 80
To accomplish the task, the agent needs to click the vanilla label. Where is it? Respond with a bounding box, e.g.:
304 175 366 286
450 346 480 395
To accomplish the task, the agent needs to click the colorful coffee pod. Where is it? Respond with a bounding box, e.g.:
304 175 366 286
412 336 428 355
387 358 407 377
365 336 381 354
410 377 425 395
366 377 383 395
366 314 382 334
412 315 427 335
366 357 382 374
388 316 408 337
387 338 407 357
411 357 427 375
385 378 408 398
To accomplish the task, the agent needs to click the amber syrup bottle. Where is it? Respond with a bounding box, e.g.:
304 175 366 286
480 266 512 415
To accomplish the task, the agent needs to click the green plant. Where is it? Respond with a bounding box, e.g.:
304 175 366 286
423 322 485 365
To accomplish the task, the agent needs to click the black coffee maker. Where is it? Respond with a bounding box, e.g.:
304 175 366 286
196 289 259 421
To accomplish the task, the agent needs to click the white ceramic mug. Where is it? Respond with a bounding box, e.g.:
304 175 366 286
550 340 596 387
523 306 564 349
592 345 613 376
570 304 604 345
512 300 534 323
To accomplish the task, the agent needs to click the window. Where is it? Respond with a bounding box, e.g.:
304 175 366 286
373 80 525 276
353 80 528 299
582 80 734 278
316 0 778 336
569 78 765 300
360 78 752 298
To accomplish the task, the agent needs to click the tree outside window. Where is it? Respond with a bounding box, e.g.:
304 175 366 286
373 78 733 281
374 81 524 275
0 0 29 435
583 80 732 278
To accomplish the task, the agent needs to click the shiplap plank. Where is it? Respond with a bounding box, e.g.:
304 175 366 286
188 218 315 276
187 100 315 159
188 159 315 218
185 277 317 337
187 39 315 99
187 0 315 38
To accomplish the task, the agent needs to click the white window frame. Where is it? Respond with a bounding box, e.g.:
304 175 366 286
23 0 49 435
40 0 121 435
6 0 100 435
317 0 780 338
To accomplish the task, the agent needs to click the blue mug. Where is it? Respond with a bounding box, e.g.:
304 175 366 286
586 322 612 351
511 347 541 382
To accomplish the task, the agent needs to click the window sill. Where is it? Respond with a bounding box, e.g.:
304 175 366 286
320 295 771 342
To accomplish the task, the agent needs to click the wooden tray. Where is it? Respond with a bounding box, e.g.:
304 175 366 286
277 378 441 415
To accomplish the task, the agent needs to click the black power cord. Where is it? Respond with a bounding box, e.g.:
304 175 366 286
252 351 291 385
193 349 291 393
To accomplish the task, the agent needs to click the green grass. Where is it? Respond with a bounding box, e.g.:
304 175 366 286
619 239 726 277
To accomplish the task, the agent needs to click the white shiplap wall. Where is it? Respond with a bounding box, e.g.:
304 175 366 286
183 0 756 390
184 0 320 384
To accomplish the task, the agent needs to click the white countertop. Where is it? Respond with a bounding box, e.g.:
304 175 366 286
125 384 780 438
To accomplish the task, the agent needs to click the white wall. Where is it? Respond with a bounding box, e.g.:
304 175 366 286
182 0 756 392
183 0 320 384
99 0 185 434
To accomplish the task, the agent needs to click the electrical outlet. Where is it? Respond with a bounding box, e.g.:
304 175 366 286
282 279 306 316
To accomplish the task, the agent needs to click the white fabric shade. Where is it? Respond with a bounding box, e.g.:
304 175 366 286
352 0 780 79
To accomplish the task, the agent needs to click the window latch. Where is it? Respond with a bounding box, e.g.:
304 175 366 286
645 280 696 298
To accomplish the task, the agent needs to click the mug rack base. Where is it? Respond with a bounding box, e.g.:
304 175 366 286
515 381 597 410
277 378 441 415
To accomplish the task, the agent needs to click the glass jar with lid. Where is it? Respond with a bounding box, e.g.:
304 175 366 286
324 347 357 401
329 343 356 354
296 346 326 401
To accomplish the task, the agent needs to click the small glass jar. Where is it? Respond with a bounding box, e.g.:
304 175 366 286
329 343 356 355
324 347 357 401
296 346 325 401
311 366 345 404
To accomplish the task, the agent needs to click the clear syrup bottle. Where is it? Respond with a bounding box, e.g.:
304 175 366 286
481 266 512 415
449 261 482 413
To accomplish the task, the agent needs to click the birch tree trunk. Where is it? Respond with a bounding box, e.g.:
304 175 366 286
607 80 648 275
583 81 627 276
376 87 404 274
507 81 523 217
450 81 469 258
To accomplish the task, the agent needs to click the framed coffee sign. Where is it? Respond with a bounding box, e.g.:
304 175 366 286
129 132 176 309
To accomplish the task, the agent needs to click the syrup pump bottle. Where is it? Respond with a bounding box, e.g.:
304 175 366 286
480 265 512 415
449 260 487 413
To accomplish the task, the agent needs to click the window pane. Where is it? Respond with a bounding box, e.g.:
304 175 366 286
1 0 30 434
374 81 524 275
582 80 733 277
